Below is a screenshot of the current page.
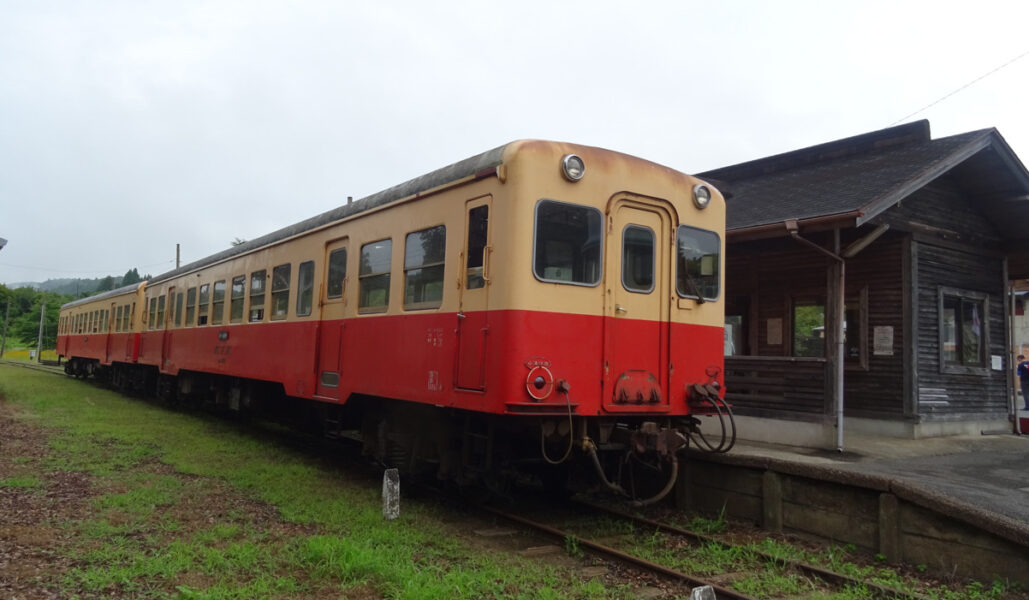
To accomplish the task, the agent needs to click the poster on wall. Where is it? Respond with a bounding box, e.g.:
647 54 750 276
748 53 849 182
767 318 782 346
873 326 894 356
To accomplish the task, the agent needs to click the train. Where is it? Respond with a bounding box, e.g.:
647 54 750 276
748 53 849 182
57 140 730 503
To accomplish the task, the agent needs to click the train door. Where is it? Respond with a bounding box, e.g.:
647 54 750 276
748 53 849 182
455 196 492 390
602 198 672 412
316 238 348 399
161 287 175 370
105 302 116 363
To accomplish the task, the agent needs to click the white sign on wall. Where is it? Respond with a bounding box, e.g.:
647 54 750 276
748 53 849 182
873 326 894 356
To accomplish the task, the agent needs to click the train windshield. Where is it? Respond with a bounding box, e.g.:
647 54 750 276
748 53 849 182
533 199 602 285
676 225 720 301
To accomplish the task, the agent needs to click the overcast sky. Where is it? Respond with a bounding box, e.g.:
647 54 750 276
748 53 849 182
2 1 1029 285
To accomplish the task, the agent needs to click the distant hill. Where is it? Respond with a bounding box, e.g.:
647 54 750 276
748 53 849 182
6 276 123 296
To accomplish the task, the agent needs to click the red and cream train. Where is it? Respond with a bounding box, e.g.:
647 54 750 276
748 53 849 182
57 141 727 500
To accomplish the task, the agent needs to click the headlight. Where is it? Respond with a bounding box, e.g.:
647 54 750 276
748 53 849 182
693 184 711 209
561 154 586 182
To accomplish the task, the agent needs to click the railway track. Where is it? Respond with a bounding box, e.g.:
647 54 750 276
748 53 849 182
481 496 926 600
0 359 66 375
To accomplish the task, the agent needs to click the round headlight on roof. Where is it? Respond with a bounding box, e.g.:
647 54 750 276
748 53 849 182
561 154 586 182
693 184 711 209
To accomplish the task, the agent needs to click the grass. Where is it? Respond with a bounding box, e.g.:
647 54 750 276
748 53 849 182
1 347 60 361
0 365 638 599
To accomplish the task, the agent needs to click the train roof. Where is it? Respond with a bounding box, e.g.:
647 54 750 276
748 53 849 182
61 282 143 310
147 143 511 286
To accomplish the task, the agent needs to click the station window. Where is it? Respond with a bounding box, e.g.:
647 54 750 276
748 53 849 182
230 276 245 323
327 249 347 299
676 225 721 301
157 296 166 328
533 200 602 285
185 289 196 327
148 298 157 330
792 298 825 358
212 280 226 324
198 284 210 326
404 226 445 310
939 287 988 374
466 205 488 290
271 264 291 320
175 292 184 327
250 270 266 322
297 261 315 317
622 225 655 293
359 239 392 313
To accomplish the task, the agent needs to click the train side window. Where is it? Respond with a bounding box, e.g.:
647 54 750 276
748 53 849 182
271 264 291 320
211 280 226 324
198 284 210 326
622 225 655 293
175 292 184 327
250 270 266 322
130 303 135 330
404 226 445 310
148 298 157 330
327 249 347 299
466 205 488 290
297 261 315 317
359 239 392 313
105 309 110 332
185 288 197 327
157 296 166 328
533 199 602 286
230 276 245 323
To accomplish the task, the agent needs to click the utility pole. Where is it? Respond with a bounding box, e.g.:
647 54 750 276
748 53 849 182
37 301 45 363
0 300 10 358
176 243 180 269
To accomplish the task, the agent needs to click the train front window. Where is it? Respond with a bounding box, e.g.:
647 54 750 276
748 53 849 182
533 199 602 286
622 225 655 293
676 225 720 301
359 239 392 313
404 226 445 310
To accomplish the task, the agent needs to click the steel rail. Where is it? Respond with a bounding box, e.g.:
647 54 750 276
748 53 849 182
482 505 760 600
576 499 926 600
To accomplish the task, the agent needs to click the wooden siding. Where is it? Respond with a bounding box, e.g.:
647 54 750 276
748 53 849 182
724 231 909 419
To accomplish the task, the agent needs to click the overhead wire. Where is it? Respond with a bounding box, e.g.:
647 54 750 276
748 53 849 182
889 48 1029 126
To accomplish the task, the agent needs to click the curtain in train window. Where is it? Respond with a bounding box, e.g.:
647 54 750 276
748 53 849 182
198 284 210 326
211 281 226 324
230 276 245 322
185 288 197 327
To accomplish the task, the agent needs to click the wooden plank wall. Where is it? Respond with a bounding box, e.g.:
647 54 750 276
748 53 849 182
883 178 1008 419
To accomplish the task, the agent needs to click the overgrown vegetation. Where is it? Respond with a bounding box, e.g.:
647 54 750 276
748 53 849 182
0 366 636 599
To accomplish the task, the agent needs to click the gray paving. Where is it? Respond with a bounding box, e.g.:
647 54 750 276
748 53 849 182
727 428 1029 525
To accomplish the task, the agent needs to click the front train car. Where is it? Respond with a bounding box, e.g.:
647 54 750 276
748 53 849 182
464 141 727 502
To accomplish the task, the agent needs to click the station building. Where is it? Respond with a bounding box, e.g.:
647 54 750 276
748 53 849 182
700 120 1029 447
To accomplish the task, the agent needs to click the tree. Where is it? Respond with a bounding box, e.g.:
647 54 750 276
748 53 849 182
97 275 116 292
122 268 141 286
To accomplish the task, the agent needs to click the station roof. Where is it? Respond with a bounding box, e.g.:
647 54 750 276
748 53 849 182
699 120 1029 245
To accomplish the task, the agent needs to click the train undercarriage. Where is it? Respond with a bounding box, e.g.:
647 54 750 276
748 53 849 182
63 359 735 504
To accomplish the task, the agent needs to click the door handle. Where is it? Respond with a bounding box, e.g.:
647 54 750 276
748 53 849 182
615 305 628 314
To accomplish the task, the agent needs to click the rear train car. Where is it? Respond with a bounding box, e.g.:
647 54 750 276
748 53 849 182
58 283 146 380
59 141 726 500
